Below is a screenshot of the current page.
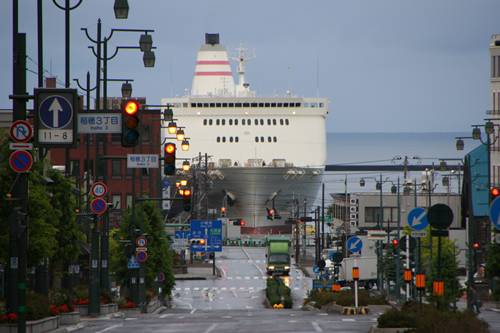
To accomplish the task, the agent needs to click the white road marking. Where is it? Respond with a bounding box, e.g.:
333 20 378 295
184 287 190 291
244 276 250 280
203 323 217 333
230 287 236 290
227 277 233 280
342 318 355 322
253 276 259 280
288 320 298 323
311 321 323 332
190 308 197 314
124 318 137 321
159 313 173 318
236 276 242 280
221 287 227 291
95 324 123 333
178 316 185 319
194 287 200 291
222 315 232 319
317 313 328 316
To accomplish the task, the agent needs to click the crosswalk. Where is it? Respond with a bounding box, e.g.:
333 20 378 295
223 275 305 280
174 286 303 292
218 259 266 264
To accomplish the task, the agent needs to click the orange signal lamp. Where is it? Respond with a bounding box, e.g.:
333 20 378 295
416 273 426 290
124 100 139 115
183 189 191 197
433 280 445 297
164 143 176 154
241 220 246 227
199 239 206 245
391 239 399 249
331 283 341 293
352 267 360 281
403 269 412 283
175 182 180 188
491 187 500 197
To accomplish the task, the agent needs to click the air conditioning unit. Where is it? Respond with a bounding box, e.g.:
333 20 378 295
350 221 357 227
349 206 358 213
350 213 358 220
349 198 358 205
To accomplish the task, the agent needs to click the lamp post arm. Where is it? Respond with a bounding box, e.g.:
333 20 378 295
81 27 99 44
73 78 96 92
51 0 83 11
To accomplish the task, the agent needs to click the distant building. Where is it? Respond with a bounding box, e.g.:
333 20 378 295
0 109 12 129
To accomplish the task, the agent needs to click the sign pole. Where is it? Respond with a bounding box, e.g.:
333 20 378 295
406 235 410 301
354 258 359 310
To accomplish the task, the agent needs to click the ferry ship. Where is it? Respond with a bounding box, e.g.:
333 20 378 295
161 33 328 229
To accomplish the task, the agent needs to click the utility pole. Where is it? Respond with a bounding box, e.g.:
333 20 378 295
321 183 325 251
302 199 307 260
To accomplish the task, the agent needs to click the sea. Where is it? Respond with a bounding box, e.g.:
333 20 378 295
321 132 469 199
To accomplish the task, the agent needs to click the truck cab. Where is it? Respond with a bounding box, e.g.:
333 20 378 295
266 236 291 276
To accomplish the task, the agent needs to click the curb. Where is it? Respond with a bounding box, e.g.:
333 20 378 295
342 306 369 315
50 322 87 332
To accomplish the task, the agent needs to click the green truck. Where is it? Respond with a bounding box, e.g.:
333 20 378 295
265 236 291 275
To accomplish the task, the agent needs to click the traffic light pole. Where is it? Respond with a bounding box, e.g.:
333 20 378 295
395 178 401 301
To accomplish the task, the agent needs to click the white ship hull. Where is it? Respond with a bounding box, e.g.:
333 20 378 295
206 167 323 228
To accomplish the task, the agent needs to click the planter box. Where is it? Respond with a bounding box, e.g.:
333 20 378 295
369 325 413 333
75 304 88 316
59 311 80 325
100 303 118 315
0 316 59 333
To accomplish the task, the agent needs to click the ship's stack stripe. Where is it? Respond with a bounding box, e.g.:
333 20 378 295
195 71 232 76
196 60 230 65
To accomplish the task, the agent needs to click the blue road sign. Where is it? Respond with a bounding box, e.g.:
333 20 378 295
346 236 363 254
39 95 73 129
162 177 170 189
127 256 140 269
90 198 107 215
175 230 191 239
407 207 429 231
190 220 223 252
9 150 33 173
490 197 500 231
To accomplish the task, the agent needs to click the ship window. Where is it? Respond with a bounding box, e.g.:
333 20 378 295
191 103 196 107
280 119 284 125
203 103 209 107
273 136 277 142
235 103 242 107
295 102 301 107
259 103 264 107
216 103 221 107
243 103 250 107
235 137 239 143
209 119 213 125
230 137 233 143
284 103 289 107
265 103 270 107
242 119 246 125
234 119 238 125
222 119 225 125
271 103 276 107
278 103 283 107
267 136 272 142
203 119 207 126
273 119 277 125
210 103 215 107
254 119 258 125
222 137 226 143
216 119 220 126
260 136 264 142
251 103 257 107
255 136 258 142
229 119 233 125
285 119 289 125
319 103 324 107
229 103 234 107
267 119 271 125
217 137 221 143
183 103 188 107
247 119 251 125
260 119 264 125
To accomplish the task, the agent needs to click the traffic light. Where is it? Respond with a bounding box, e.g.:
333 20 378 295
190 238 206 245
472 242 481 251
121 99 140 147
221 207 226 217
164 142 176 175
491 187 500 202
182 188 191 212
232 219 241 226
266 208 275 220
391 238 399 249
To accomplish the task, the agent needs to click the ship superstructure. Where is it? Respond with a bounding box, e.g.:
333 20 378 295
161 33 328 228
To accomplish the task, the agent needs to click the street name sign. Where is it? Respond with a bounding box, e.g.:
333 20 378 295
77 113 121 133
410 231 427 238
407 207 429 231
9 150 33 173
190 220 223 252
91 182 108 198
10 120 33 143
127 154 159 169
346 236 363 254
489 196 500 230
34 88 77 147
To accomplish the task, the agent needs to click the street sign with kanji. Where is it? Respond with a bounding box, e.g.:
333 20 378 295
190 220 223 252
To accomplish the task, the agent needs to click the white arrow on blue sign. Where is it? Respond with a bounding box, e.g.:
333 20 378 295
346 236 363 254
39 96 73 129
407 207 429 231
489 197 500 231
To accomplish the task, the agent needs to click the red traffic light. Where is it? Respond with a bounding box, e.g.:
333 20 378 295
391 239 399 248
491 187 500 200
164 143 176 154
183 188 192 197
240 220 246 227
472 242 481 250
124 99 140 115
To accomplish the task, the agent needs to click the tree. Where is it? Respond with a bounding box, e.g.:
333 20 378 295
485 242 500 301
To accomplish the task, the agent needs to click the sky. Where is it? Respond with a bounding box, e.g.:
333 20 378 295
1 0 500 133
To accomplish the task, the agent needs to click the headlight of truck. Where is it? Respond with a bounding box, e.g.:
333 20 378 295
284 266 290 270
268 266 275 270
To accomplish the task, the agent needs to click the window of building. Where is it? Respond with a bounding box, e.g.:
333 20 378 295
494 56 498 78
260 119 264 125
217 137 221 143
229 137 233 143
216 103 221 107
265 103 270 107
210 103 215 107
365 207 398 223
255 136 258 142
216 119 220 126
209 119 213 125
96 158 106 178
243 103 250 107
111 194 121 210
251 103 257 107
235 137 239 143
259 103 264 107
191 103 196 107
278 103 283 107
222 103 228 107
247 119 251 125
285 119 289 125
203 103 209 107
295 102 301 107
271 103 276 107
267 136 272 142
242 119 246 125
273 119 277 125
234 119 238 125
126 194 133 209
267 119 271 125
112 160 121 178
229 103 234 107
142 168 149 177
203 119 207 125
235 103 242 107
69 160 80 178
222 137 226 143
111 133 121 144
229 119 233 125
85 159 94 178
284 103 289 107
221 119 225 125
126 165 133 177
141 125 151 143
273 136 277 142
280 119 284 125
254 119 258 125
260 136 264 142
196 103 202 107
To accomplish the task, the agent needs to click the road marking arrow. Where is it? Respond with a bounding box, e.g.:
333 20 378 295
48 98 63 127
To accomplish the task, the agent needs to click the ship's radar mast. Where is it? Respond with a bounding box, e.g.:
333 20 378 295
232 44 256 97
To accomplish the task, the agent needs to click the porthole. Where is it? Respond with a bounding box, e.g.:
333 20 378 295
209 119 213 125
285 119 289 125
230 137 234 143
222 119 225 126
242 119 246 125
210 103 215 107
273 119 277 125
229 119 233 125
267 136 271 142
203 119 207 125
260 136 264 142
255 136 258 142
254 119 258 125
234 119 238 125
273 136 277 142
248 119 251 125
280 119 284 125
216 119 220 126
235 137 239 143
217 137 220 143
267 119 271 125
222 137 226 143
260 119 264 125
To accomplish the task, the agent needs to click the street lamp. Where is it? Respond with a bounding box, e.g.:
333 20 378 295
113 0 129 19
139 33 153 52
176 128 185 141
167 121 177 134
182 161 191 172
121 81 132 98
181 139 190 151
143 50 155 67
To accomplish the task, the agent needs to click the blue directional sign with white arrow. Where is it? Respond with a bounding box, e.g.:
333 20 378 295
490 197 500 231
407 207 429 231
346 236 363 254
34 88 77 147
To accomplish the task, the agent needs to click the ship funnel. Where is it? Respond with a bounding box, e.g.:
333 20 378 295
191 33 235 96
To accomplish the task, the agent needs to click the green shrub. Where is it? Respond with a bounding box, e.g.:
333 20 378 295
266 277 293 307
378 308 417 328
26 292 50 321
